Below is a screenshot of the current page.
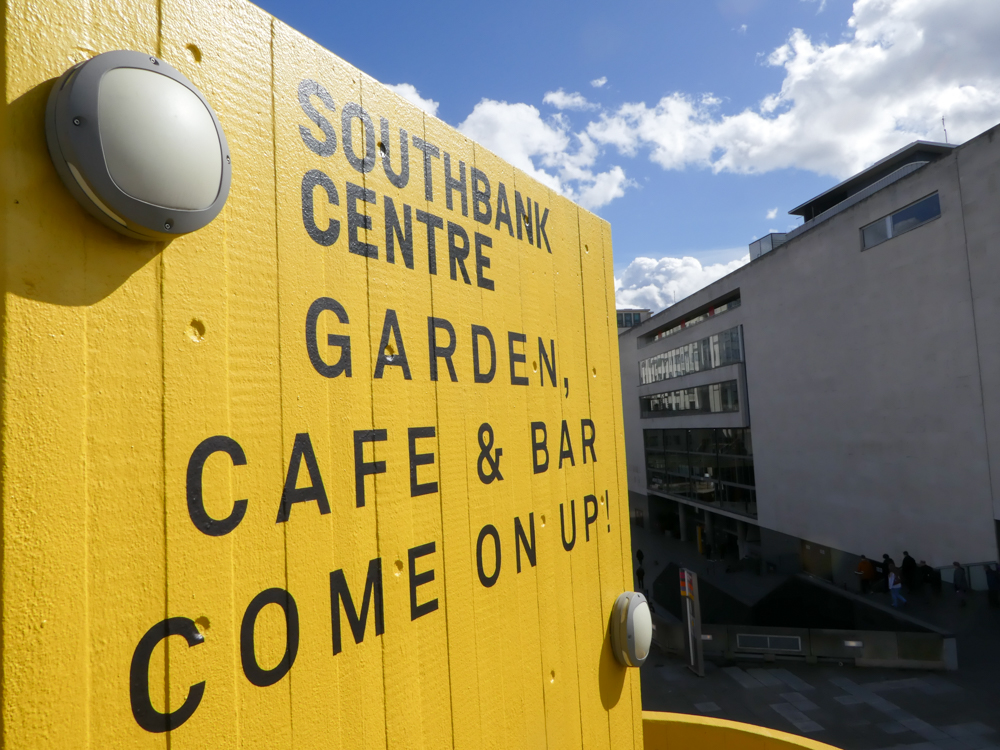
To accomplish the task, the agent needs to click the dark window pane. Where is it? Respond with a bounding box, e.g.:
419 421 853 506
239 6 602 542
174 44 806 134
665 474 692 497
617 313 624 327
689 429 716 454
892 193 940 235
644 429 663 449
665 452 690 474
664 429 687 451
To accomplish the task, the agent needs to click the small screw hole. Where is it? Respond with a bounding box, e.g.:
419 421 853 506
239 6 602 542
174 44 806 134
72 117 82 126
185 44 203 63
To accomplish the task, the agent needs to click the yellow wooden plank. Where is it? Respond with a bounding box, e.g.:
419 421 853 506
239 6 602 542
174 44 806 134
160 1 282 748
361 79 452 750
512 170 583 749
602 220 644 739
467 142 544 750
578 208 637 749
2 1 163 747
273 20 380 750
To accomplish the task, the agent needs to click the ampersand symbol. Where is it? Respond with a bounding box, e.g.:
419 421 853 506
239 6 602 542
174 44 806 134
477 422 504 484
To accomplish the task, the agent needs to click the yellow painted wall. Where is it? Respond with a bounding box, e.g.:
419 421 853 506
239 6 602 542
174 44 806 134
0 0 640 746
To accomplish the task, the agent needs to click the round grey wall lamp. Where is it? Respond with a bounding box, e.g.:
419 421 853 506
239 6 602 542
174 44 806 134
611 591 652 668
45 50 231 241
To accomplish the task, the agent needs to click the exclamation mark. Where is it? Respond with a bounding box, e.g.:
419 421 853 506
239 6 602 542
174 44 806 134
605 489 611 532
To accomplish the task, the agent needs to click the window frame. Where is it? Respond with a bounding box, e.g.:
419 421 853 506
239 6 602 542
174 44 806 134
861 192 941 251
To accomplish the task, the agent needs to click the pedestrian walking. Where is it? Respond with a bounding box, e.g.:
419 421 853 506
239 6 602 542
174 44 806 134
986 563 1000 608
952 561 969 606
636 548 644 566
855 555 875 594
889 564 906 607
636 565 646 591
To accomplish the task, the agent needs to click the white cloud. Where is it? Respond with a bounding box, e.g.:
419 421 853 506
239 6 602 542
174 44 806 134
591 76 608 88
458 99 632 210
738 24 748 34
543 88 599 111
615 254 750 311
766 207 778 219
801 0 827 11
384 83 439 117
587 0 1000 180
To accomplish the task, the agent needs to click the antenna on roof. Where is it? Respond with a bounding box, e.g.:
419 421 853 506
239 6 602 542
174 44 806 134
942 116 948 144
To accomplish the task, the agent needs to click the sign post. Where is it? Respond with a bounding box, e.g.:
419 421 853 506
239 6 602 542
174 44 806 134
680 568 705 677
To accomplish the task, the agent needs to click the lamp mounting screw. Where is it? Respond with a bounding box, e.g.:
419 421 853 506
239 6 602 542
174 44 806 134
72 117 81 126
149 56 159 65
164 221 172 230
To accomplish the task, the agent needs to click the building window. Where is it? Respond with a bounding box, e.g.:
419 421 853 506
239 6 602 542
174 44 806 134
644 428 756 518
861 192 941 250
639 325 743 385
618 311 643 327
650 297 740 342
640 380 739 417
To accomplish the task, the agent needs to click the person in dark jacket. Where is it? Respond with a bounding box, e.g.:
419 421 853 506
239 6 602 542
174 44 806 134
636 565 646 591
901 551 917 590
986 563 1000 608
952 562 969 606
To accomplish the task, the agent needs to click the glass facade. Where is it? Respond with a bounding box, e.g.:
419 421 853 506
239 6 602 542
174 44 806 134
862 192 941 250
617 311 643 327
650 297 740 342
639 325 742 385
640 380 739 418
644 427 756 518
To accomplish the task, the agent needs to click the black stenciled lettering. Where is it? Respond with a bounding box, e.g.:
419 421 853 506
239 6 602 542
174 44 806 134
508 332 528 386
408 542 439 620
412 136 440 201
374 309 411 380
302 169 340 247
515 513 536 573
408 427 438 497
447 222 472 284
538 338 556 387
347 182 378 258
240 588 299 687
298 79 337 157
534 201 551 252
354 429 387 507
380 117 409 188
384 196 414 269
584 494 599 541
305 297 351 378
330 559 384 655
341 102 376 174
471 324 496 383
428 317 458 382
130 618 205 733
443 153 468 216
494 182 514 236
514 191 533 244
581 419 596 464
530 421 549 473
186 435 247 537
558 419 575 468
474 233 494 291
560 500 577 551
276 433 331 523
471 167 491 225
415 210 443 275
476 524 501 588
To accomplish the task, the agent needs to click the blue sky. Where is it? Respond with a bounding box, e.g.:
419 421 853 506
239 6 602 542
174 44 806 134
256 0 1000 311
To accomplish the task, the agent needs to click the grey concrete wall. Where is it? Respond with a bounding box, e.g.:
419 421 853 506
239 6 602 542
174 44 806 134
619 125 1000 568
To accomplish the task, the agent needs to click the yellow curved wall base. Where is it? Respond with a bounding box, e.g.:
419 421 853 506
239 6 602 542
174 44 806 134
643 711 843 750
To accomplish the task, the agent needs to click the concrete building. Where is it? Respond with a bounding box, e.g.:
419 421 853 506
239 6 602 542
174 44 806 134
618 123 1000 584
